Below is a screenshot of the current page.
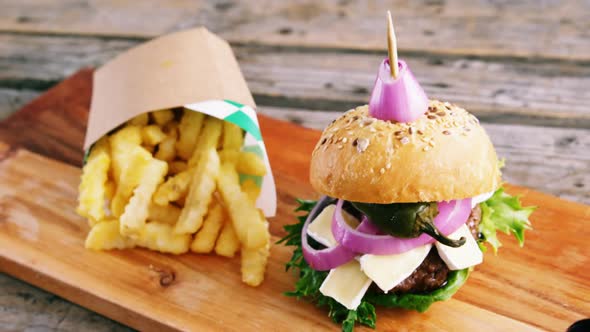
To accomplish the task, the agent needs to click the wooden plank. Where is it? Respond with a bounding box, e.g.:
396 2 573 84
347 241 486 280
0 1 588 61
0 273 131 331
1 70 587 204
1 146 587 332
1 34 589 127
0 88 39 120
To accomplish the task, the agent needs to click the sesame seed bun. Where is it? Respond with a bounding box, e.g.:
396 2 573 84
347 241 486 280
310 101 501 203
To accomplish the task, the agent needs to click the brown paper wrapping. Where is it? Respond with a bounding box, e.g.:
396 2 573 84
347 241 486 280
85 27 255 149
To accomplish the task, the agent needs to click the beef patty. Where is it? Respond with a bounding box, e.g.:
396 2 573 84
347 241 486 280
390 205 482 294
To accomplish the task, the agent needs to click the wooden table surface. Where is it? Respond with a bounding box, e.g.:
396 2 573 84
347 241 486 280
0 1 588 331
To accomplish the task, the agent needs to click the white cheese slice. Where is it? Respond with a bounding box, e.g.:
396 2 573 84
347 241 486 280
307 204 359 247
471 191 494 208
435 224 483 270
319 260 372 310
359 244 432 293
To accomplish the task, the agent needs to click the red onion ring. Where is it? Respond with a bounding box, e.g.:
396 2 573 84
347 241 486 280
301 198 375 271
332 198 472 255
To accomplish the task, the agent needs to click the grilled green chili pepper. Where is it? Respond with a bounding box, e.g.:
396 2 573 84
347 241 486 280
351 201 465 247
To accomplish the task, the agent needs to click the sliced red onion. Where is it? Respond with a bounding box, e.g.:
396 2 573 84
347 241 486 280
301 198 379 271
368 59 429 123
332 198 472 255
301 198 353 270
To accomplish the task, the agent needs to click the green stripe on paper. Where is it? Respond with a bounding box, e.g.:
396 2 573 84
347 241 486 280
224 111 262 141
224 99 244 108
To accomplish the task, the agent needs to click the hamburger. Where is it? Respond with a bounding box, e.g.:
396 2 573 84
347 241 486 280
279 101 535 331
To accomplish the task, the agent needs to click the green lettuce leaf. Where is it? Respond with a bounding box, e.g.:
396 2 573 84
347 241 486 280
478 187 535 253
279 199 469 331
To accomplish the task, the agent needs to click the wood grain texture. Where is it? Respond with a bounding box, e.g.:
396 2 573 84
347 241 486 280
0 273 131 332
0 69 589 332
0 88 39 120
1 33 589 127
0 1 588 61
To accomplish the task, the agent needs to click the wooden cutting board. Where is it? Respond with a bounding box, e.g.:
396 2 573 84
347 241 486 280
0 70 588 332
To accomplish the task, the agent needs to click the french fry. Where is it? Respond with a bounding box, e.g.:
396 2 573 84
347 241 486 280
241 237 270 286
222 121 243 151
141 125 167 146
174 147 220 234
104 180 116 201
237 151 267 176
216 163 269 248
77 137 111 224
148 202 181 225
128 113 149 126
80 108 271 287
120 158 168 237
190 203 224 253
163 121 178 136
176 110 205 160
85 219 135 250
168 160 188 175
110 146 152 217
240 179 261 204
136 222 191 254
153 170 192 206
110 125 142 184
151 109 174 126
187 117 223 167
155 134 177 162
214 220 240 257
218 150 240 165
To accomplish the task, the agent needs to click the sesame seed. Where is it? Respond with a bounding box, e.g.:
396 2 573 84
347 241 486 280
436 112 446 116
356 138 369 152
408 127 414 134
338 145 343 149
442 130 451 135
427 115 437 120
369 127 376 133
423 146 430 151
400 137 410 145
429 141 435 147
417 130 424 135
386 162 391 169
352 138 358 146
394 130 403 136
362 118 376 125
321 138 327 144
379 168 385 174
342 137 348 143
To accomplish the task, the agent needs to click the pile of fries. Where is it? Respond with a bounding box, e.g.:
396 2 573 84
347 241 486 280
77 109 270 286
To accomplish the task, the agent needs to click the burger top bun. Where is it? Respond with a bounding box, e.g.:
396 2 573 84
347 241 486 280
310 100 501 203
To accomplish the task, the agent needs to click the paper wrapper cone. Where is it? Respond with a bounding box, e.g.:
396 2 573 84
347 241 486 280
85 27 276 217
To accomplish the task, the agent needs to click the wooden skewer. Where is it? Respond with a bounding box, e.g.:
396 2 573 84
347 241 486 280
387 10 399 78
